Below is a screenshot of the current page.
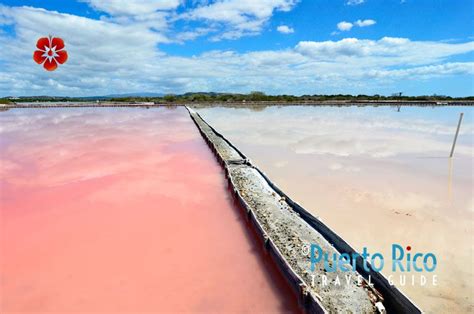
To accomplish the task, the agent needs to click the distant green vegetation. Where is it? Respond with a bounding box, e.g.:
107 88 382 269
6 92 474 104
109 92 474 103
5 96 72 103
0 98 12 104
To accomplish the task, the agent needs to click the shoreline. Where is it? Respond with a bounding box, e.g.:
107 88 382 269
1 100 474 109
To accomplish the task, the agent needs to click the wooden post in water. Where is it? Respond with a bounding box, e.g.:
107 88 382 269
450 113 464 158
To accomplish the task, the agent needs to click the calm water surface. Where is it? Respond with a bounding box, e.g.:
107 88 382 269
0 107 299 313
197 105 474 314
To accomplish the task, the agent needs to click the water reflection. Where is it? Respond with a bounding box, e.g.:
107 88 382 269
196 105 474 314
0 107 299 313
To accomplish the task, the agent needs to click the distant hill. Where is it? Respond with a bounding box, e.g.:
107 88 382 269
4 93 165 102
89 92 165 99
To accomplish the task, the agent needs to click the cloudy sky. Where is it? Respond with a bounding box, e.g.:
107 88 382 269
0 0 473 97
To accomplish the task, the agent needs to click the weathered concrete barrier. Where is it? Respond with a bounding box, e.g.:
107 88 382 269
186 106 421 314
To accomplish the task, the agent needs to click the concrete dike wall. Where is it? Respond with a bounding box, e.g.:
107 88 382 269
186 107 421 314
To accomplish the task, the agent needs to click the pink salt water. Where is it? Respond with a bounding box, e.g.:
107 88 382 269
0 107 299 313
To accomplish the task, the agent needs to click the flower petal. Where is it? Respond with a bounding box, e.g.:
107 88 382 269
51 37 65 50
36 37 50 50
33 50 46 64
55 50 68 64
43 58 58 71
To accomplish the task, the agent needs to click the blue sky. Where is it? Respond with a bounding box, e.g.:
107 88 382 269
0 0 473 96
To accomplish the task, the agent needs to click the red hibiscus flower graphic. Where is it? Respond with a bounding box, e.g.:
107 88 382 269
33 36 68 71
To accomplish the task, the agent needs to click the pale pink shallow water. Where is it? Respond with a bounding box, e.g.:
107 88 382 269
0 107 300 313
197 105 474 314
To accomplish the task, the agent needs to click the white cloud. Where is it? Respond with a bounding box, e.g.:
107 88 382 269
183 0 299 40
0 6 473 97
337 21 353 31
295 38 474 64
337 19 376 33
277 25 294 34
0 5 167 94
174 27 214 42
79 0 300 41
346 0 365 5
366 62 474 79
354 19 376 27
77 0 183 35
80 0 182 16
